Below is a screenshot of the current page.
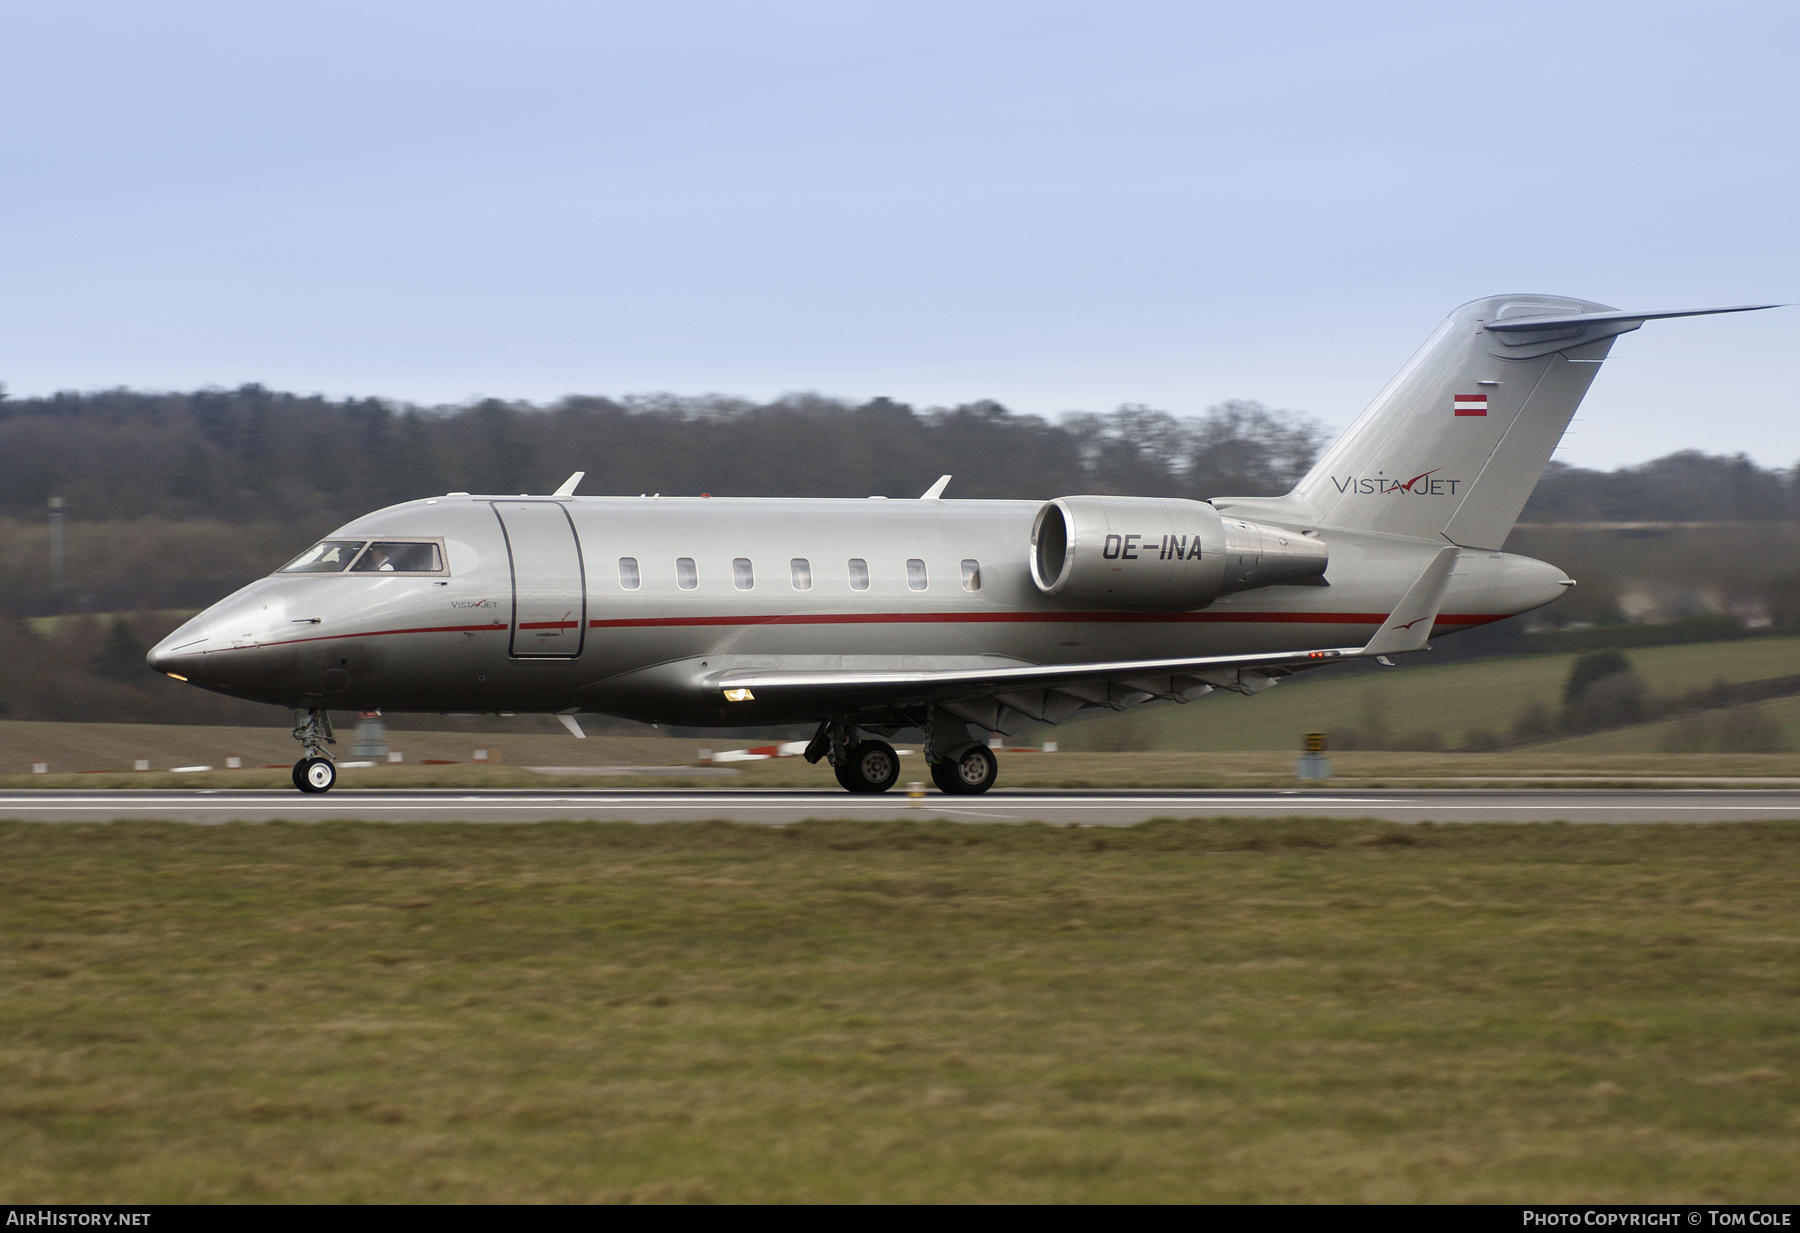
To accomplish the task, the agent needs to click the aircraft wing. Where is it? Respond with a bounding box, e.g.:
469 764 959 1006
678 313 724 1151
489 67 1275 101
703 549 1460 731
704 645 1350 732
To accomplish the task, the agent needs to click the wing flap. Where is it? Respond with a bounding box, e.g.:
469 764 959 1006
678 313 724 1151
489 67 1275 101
705 644 1353 699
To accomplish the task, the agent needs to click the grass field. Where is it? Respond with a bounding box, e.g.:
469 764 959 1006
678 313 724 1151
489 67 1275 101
8 719 1800 790
2 819 1798 1203
0 718 692 779
1051 636 1800 753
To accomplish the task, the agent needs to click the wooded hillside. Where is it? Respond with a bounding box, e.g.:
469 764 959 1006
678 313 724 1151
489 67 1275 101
0 387 1328 526
2 382 1795 728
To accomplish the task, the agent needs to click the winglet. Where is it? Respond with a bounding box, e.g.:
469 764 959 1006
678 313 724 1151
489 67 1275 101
553 472 585 497
1363 546 1460 657
1483 304 1780 332
920 475 951 500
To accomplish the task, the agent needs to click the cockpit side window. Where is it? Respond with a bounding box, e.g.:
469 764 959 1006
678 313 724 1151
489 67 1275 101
350 541 445 574
279 540 366 573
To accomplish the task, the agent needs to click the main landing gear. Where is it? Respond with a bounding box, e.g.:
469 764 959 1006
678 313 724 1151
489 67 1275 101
929 742 997 795
835 739 901 793
290 706 337 794
803 712 998 795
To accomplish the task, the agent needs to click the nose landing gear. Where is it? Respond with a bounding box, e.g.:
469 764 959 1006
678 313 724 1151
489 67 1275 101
290 706 337 794
293 757 337 793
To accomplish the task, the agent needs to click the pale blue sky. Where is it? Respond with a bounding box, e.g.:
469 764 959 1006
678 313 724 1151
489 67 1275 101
1 1 1794 468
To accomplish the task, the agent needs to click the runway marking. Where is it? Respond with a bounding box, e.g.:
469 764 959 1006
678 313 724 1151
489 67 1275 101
7 794 1800 814
0 794 1409 810
8 790 1800 828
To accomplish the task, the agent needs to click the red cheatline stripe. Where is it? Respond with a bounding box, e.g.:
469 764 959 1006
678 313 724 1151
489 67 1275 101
216 623 505 651
587 611 1383 628
587 611 1507 628
206 610 1508 654
518 621 580 630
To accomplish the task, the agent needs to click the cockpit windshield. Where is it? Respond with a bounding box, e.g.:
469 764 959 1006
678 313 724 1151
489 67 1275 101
278 537 447 576
350 542 444 573
279 540 365 573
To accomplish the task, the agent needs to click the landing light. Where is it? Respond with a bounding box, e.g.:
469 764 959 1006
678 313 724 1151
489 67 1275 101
723 688 755 702
165 672 188 682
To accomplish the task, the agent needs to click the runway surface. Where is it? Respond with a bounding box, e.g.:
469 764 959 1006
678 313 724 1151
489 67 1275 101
5 787 1800 825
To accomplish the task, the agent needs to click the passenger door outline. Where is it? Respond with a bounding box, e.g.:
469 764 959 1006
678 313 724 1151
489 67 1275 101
491 501 587 659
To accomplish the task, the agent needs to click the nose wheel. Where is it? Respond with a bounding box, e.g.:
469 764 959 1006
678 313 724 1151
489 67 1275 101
289 707 338 793
293 756 337 794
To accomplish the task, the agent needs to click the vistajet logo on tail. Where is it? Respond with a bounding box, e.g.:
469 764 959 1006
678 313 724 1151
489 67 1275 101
1330 469 1463 496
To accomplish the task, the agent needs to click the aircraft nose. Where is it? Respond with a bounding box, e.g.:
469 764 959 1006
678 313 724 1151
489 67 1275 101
147 613 212 682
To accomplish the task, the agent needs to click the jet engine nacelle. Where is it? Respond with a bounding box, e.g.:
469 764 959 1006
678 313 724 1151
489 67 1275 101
1029 495 1328 610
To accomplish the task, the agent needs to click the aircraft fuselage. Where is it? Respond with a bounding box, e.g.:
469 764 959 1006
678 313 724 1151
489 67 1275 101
149 494 1569 727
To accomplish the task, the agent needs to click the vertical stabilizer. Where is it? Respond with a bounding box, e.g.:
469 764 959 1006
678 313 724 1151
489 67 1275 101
1211 297 1775 550
1285 294 1621 549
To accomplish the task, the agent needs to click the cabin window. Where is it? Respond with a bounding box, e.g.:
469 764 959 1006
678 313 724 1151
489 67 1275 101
791 558 812 590
733 558 754 590
279 540 365 573
961 559 981 591
618 557 640 589
848 558 870 590
676 557 697 590
907 559 928 590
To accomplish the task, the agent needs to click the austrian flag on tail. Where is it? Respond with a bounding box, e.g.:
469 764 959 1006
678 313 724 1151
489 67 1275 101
1453 393 1488 417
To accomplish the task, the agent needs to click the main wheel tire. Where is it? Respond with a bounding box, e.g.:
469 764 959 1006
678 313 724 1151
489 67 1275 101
940 743 997 794
929 757 964 794
837 740 900 793
297 756 337 794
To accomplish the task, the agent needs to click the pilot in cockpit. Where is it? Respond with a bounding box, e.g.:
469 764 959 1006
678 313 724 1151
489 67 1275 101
349 542 441 573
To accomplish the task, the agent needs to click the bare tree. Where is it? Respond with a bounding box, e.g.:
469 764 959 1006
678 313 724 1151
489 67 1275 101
1060 399 1331 499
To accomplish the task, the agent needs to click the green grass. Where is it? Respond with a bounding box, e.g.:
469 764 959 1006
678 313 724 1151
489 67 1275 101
3 819 1799 1202
10 748 1800 792
0 718 695 777
1054 636 1800 752
23 609 200 638
8 722 1800 790
1529 694 1800 757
